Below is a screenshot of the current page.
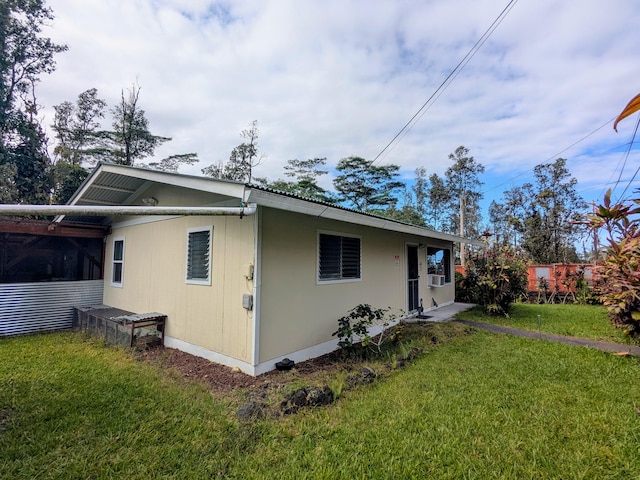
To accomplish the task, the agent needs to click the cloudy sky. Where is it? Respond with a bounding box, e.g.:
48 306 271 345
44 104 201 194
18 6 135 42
38 0 640 214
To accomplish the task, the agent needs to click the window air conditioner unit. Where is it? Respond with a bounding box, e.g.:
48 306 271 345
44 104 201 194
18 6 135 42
429 274 446 287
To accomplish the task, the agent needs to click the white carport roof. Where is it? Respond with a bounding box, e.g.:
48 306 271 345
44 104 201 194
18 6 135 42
59 162 482 245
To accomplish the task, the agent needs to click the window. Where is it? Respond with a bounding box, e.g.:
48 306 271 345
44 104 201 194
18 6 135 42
111 237 125 287
186 227 212 285
318 232 361 282
427 246 451 284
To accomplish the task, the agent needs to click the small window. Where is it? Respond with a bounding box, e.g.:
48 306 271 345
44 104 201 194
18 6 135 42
111 237 125 287
318 232 361 282
427 246 451 284
186 227 212 285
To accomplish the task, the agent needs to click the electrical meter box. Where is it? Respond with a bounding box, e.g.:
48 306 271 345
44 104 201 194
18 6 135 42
242 294 253 310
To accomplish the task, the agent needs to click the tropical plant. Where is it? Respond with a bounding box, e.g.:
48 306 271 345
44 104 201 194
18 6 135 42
587 189 640 335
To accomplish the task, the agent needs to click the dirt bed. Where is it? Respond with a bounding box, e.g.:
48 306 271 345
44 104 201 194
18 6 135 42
136 346 351 396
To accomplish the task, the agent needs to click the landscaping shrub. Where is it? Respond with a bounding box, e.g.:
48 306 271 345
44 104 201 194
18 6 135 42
332 304 400 356
588 189 640 335
455 270 479 303
461 246 528 316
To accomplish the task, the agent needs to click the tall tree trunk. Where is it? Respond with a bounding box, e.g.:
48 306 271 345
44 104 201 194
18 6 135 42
460 194 466 266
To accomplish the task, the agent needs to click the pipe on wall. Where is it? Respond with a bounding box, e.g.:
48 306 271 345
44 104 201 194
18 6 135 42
0 204 258 217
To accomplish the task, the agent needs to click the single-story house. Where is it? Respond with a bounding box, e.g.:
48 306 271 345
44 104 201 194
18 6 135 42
52 162 475 375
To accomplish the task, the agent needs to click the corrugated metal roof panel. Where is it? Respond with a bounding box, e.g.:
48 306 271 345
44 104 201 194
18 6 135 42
0 280 104 336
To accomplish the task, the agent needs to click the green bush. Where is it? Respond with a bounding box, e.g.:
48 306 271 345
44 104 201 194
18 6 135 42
461 246 528 316
332 304 399 356
455 270 478 303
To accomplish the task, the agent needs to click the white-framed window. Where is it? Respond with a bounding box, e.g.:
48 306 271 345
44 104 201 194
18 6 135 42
186 227 212 285
111 237 125 287
317 231 361 283
427 246 451 284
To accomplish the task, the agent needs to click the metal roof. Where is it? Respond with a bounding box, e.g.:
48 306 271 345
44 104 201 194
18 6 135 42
61 162 481 245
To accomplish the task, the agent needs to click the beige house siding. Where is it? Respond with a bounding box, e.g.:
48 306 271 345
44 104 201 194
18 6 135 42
103 214 255 363
257 208 454 363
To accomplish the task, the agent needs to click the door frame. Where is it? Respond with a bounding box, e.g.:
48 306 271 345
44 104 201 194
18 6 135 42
406 243 420 313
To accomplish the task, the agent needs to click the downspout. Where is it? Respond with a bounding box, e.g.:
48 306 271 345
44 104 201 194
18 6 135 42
0 204 257 217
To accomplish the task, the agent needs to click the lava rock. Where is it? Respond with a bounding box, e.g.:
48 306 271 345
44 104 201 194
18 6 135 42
306 386 334 406
281 385 335 414
237 401 265 421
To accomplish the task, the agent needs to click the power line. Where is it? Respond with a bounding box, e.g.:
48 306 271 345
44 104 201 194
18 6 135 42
369 0 519 166
481 117 616 195
613 114 640 201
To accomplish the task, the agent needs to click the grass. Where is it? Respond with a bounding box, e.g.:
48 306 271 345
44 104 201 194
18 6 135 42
455 302 635 344
2 316 640 478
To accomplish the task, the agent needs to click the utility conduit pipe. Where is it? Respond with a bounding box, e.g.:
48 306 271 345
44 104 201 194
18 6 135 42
0 204 258 217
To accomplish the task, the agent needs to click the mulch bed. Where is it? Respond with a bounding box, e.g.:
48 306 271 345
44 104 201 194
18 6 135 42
136 345 350 395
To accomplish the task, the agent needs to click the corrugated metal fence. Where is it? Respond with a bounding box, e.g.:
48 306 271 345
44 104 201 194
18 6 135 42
0 280 103 336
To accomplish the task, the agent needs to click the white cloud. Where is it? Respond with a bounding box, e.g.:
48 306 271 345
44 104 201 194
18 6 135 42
37 0 640 208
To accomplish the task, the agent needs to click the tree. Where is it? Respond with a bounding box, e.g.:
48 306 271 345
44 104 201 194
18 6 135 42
426 173 450 231
488 185 527 248
53 85 199 177
50 88 107 202
0 0 67 204
202 120 263 182
284 157 328 182
109 84 170 166
379 204 427 226
333 156 404 212
50 161 87 204
412 167 429 217
444 146 485 264
491 159 586 263
253 157 336 203
522 159 586 263
146 153 198 172
51 88 107 165
9 116 52 204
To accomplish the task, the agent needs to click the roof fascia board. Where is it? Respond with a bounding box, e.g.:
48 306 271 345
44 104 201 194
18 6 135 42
247 189 481 245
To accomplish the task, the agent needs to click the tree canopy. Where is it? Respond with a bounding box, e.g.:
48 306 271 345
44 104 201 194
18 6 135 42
202 121 262 183
491 158 587 263
0 0 67 204
333 156 404 212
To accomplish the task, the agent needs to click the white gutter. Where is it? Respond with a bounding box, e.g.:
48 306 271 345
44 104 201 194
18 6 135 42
0 204 257 217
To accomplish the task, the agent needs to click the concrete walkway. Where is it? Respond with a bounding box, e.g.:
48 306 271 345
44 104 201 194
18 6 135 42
455 319 640 356
409 303 640 356
413 302 476 322
412 302 640 356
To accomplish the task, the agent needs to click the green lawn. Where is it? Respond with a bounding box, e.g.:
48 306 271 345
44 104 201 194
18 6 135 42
2 319 640 479
455 303 634 344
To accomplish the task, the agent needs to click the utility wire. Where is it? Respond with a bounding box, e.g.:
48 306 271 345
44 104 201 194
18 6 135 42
613 114 640 201
481 117 615 195
369 0 519 166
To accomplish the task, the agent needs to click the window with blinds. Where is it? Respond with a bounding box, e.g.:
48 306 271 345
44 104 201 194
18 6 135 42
318 232 361 282
186 227 212 285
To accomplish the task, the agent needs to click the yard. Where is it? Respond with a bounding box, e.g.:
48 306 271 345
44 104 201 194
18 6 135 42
2 305 640 479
